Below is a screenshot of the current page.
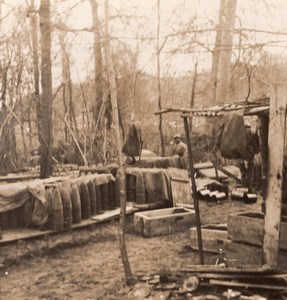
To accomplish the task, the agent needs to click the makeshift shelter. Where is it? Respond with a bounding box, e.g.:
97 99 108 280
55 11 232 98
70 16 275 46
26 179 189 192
156 90 286 270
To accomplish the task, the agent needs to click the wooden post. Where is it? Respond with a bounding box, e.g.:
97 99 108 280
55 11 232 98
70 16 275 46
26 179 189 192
104 0 133 285
183 114 204 264
259 113 269 199
263 84 287 267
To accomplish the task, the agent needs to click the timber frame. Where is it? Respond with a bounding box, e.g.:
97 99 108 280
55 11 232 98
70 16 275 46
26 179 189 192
156 89 286 270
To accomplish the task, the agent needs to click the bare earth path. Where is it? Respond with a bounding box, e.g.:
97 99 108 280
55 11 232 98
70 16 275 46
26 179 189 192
0 200 261 300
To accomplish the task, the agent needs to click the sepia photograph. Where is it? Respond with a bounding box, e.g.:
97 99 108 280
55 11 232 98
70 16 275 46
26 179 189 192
0 0 286 299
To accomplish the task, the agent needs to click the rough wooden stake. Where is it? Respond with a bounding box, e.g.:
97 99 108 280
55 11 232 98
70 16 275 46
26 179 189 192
104 0 133 285
183 115 204 265
263 83 287 267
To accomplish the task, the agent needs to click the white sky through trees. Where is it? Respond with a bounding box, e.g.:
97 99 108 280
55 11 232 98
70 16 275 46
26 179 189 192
2 0 287 84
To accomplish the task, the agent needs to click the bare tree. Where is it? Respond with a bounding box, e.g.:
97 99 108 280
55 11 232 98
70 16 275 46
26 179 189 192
157 0 165 156
39 0 53 178
104 0 133 286
209 0 225 102
216 0 237 103
90 0 103 123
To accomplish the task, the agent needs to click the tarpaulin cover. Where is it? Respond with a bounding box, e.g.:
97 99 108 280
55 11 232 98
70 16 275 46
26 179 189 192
131 156 188 169
0 182 30 213
0 173 115 228
122 122 142 157
126 168 171 204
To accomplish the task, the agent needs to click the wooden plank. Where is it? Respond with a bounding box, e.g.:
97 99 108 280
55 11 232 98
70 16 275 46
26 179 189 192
228 212 264 246
91 206 135 221
209 279 287 291
220 165 241 180
263 84 287 267
194 162 214 170
190 225 228 253
198 168 228 180
182 265 274 273
134 207 196 237
0 206 136 245
225 240 263 266
198 272 287 280
171 180 193 207
228 212 287 250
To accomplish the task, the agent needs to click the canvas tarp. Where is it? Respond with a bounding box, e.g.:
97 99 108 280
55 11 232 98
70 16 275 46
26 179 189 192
0 173 116 228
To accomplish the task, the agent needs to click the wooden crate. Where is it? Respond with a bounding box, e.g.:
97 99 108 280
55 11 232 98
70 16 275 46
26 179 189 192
228 211 287 250
189 224 228 253
134 207 195 237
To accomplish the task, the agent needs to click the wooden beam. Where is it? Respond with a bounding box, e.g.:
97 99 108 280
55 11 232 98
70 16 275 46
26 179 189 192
208 279 287 291
263 84 287 267
183 115 204 264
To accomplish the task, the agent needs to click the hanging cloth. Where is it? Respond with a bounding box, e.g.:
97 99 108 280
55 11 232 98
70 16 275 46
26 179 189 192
122 122 142 157
216 110 247 159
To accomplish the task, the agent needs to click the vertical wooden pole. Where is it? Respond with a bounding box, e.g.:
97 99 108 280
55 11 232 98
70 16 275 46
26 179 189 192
104 0 133 285
183 114 204 265
263 84 287 267
259 113 269 199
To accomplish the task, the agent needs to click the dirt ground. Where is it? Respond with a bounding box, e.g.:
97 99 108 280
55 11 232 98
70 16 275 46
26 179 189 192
0 199 263 300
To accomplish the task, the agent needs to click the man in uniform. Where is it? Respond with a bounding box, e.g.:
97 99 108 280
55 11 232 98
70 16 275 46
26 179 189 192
172 134 188 157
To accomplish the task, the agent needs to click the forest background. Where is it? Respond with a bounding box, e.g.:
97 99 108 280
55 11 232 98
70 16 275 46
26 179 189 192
0 0 286 176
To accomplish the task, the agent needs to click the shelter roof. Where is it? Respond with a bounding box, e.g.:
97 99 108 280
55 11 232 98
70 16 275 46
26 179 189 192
156 96 270 117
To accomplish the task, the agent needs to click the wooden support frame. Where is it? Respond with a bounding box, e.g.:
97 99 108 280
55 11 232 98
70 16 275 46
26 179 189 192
182 115 204 264
263 84 287 267
156 93 287 270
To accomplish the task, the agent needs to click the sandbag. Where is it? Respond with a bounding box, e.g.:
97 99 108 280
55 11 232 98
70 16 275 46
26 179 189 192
79 181 91 219
45 187 54 230
59 183 73 229
51 187 64 231
95 183 103 214
87 179 97 216
70 182 81 224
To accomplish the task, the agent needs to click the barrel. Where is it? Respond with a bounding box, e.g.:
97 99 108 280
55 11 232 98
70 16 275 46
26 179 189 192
198 189 210 200
51 186 64 230
95 184 103 214
209 191 219 202
87 179 97 216
79 181 91 219
244 193 257 204
101 183 110 211
59 183 73 229
231 190 245 201
70 182 82 224
45 187 54 230
212 192 227 202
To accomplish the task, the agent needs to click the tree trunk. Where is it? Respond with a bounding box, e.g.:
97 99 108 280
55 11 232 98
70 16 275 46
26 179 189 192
104 0 133 286
39 0 53 178
209 0 225 102
215 0 237 104
59 33 78 141
90 0 103 123
157 0 165 156
30 0 41 143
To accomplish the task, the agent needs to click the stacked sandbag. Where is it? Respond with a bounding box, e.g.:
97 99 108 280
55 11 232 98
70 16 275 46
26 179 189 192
59 183 73 229
78 180 91 219
69 182 81 224
87 178 97 216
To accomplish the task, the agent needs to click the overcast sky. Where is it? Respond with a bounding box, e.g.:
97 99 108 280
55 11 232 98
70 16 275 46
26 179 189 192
3 0 287 83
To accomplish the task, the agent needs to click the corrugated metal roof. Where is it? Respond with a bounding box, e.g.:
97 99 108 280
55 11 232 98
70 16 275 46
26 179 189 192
156 97 270 117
